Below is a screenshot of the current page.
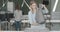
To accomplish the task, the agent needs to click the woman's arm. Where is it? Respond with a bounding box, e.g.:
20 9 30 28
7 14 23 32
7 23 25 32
43 5 49 13
28 11 33 24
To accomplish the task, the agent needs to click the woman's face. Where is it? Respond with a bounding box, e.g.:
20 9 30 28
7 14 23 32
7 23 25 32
31 3 37 9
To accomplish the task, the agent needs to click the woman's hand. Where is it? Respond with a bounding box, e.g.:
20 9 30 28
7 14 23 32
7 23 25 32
32 22 39 26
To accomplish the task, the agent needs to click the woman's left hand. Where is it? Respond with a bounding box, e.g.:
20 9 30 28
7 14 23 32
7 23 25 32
32 22 39 26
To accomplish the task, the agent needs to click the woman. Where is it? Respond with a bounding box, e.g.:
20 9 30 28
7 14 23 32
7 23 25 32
41 4 49 15
28 0 38 25
14 4 22 31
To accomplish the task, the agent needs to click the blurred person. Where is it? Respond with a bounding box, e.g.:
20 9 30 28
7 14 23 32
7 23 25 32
28 0 37 25
42 5 49 14
41 0 49 14
28 0 46 25
14 4 22 31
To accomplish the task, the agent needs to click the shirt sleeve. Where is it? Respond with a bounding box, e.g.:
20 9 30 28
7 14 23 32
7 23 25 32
28 11 33 24
14 11 16 17
44 6 49 13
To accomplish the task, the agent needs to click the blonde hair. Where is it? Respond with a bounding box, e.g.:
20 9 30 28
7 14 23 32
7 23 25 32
30 0 37 6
